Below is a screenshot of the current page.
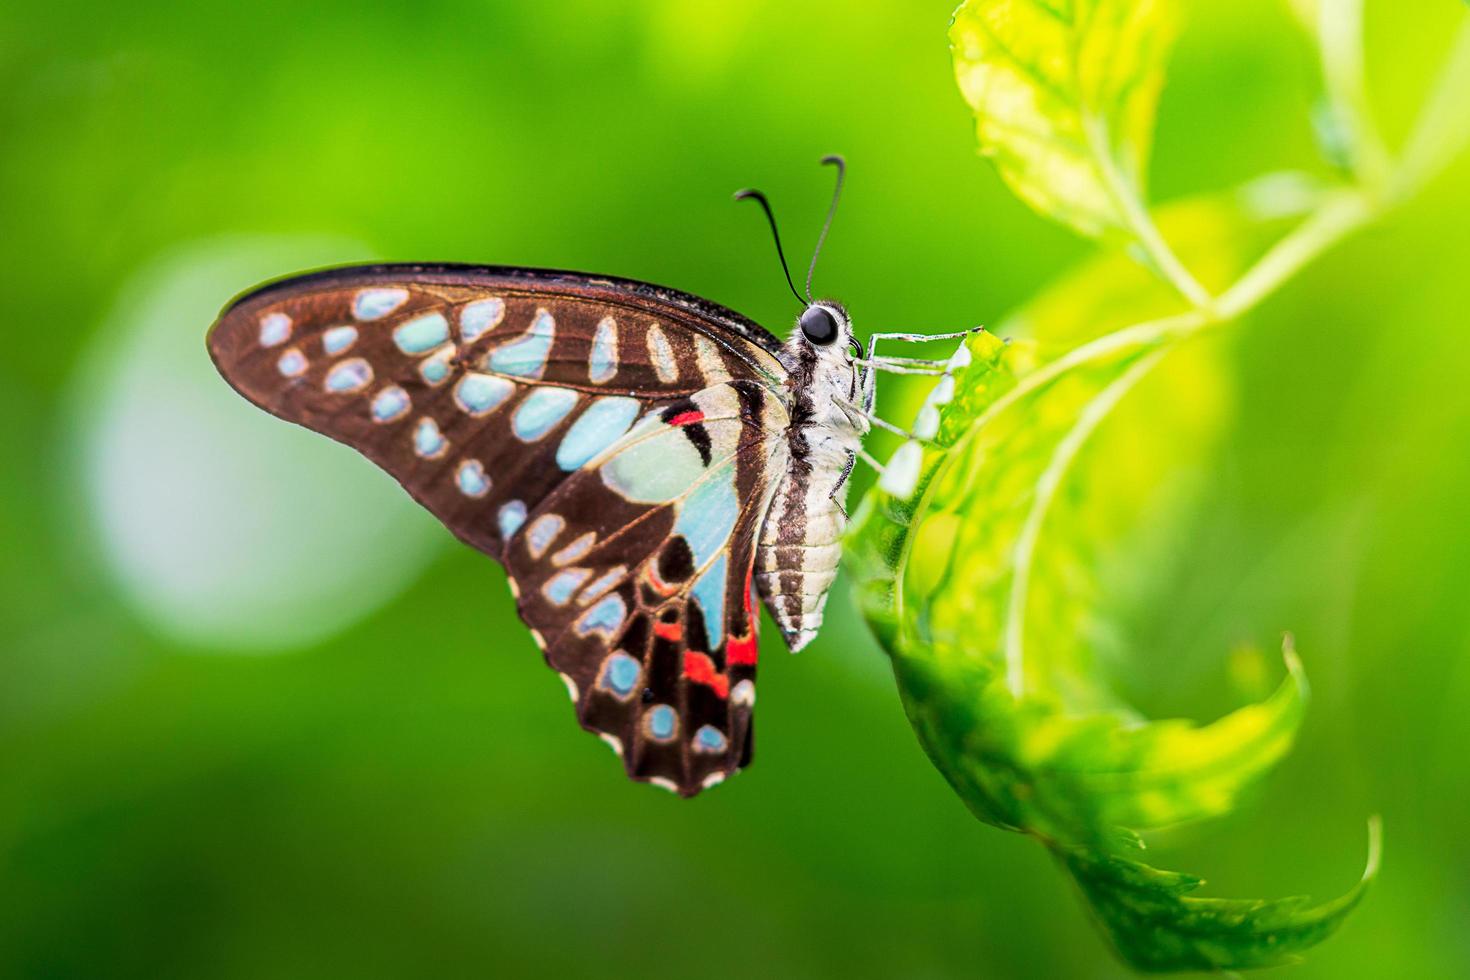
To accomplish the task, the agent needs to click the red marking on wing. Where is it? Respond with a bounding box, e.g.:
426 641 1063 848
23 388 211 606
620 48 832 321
667 410 705 427
683 651 730 698
727 565 759 665
654 620 684 642
726 631 758 666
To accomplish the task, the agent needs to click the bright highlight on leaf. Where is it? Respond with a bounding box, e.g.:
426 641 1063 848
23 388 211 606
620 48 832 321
948 0 1180 239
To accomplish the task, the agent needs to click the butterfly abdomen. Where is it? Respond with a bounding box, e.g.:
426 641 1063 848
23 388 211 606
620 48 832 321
756 343 863 652
755 482 844 651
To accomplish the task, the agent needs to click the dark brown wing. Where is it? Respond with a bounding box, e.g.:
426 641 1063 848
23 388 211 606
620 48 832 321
207 263 788 559
206 263 791 795
503 381 788 794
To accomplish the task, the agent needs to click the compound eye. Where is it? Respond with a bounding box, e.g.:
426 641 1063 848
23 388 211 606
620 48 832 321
799 305 839 346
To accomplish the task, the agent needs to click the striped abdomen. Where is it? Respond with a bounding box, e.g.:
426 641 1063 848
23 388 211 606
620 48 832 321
755 453 849 652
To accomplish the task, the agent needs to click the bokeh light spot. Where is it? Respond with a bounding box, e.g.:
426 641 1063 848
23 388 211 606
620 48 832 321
73 237 443 652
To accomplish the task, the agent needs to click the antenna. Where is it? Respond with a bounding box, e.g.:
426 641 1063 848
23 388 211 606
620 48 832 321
805 154 845 302
734 187 804 307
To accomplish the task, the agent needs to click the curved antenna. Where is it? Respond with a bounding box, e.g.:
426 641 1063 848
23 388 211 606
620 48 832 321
734 188 804 307
805 154 846 303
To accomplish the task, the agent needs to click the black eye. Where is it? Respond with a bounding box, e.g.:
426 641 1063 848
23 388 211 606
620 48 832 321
799 305 839 346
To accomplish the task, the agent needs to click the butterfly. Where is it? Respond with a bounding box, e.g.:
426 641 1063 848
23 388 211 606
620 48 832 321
207 157 973 796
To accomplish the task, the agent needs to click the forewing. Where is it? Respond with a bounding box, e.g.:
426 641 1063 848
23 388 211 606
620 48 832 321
207 263 786 560
503 381 789 795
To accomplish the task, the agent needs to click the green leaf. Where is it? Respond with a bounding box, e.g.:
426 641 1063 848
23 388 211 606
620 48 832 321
879 627 1307 842
845 179 1376 969
949 0 1181 238
850 325 1307 845
1058 818 1381 972
849 330 1370 964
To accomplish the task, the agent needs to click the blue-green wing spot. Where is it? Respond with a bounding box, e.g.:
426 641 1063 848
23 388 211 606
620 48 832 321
542 567 592 605
491 308 557 378
589 316 618 383
512 387 580 441
393 312 451 354
454 373 515 416
598 652 642 700
352 287 408 321
646 705 678 741
498 500 528 538
555 396 641 470
322 325 358 354
324 358 373 393
459 297 505 343
694 725 728 753
455 459 490 498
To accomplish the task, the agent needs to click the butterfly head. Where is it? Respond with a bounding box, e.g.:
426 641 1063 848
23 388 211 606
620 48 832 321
797 301 851 349
781 300 868 413
792 300 862 368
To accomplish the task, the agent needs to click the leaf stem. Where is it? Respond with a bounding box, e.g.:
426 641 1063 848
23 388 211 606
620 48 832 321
1084 115 1216 312
1318 0 1394 194
1215 189 1371 319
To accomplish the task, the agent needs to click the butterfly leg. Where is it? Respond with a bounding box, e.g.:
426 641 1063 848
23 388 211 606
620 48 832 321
862 328 984 380
828 450 857 518
849 325 986 433
860 356 877 415
860 354 953 367
851 357 948 376
835 395 935 445
858 326 981 411
867 326 984 345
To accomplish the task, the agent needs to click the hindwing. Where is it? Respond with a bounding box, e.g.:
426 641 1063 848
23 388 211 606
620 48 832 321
207 263 791 795
503 382 788 793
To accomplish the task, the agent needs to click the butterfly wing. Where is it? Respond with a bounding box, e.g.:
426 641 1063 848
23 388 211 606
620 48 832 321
503 382 788 794
208 264 788 557
207 263 791 795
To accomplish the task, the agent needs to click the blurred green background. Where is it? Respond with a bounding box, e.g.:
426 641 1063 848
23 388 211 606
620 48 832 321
3 0 1468 977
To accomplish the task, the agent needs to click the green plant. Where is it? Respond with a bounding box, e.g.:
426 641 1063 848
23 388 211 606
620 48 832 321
846 0 1470 970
